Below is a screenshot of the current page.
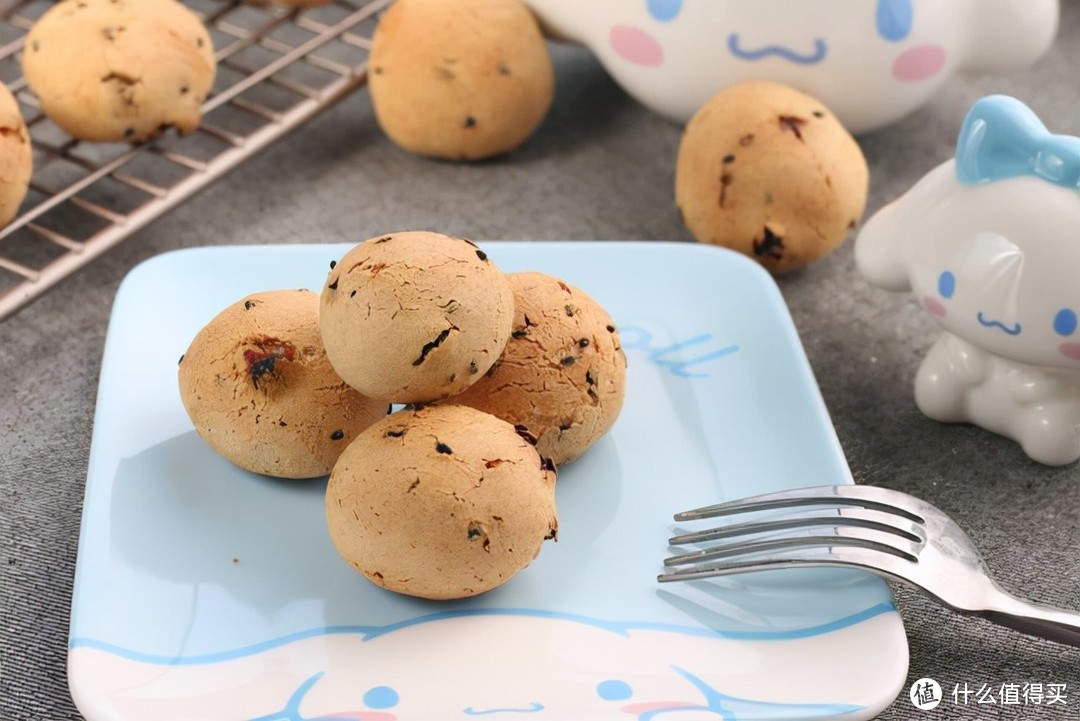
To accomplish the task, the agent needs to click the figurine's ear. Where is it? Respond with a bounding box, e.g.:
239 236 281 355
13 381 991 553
854 204 913 293
855 162 957 293
963 0 1058 72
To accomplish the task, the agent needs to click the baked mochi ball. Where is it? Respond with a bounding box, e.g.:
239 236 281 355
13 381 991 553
675 81 869 274
0 82 31 228
445 272 627 465
22 0 215 143
319 231 514 403
326 404 558 600
368 0 554 160
178 290 386 479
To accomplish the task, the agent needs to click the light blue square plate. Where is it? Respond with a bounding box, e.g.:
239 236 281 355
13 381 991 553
70 241 908 720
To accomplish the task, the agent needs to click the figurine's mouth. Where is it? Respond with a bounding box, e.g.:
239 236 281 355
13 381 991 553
976 312 1022 336
727 33 827 65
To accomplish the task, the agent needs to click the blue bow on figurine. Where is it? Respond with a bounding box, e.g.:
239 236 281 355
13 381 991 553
956 95 1080 190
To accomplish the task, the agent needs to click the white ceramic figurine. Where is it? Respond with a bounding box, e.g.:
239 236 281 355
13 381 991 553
856 95 1080 465
522 0 1059 134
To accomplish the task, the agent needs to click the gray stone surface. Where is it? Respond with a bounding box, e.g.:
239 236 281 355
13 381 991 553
3 3 1080 718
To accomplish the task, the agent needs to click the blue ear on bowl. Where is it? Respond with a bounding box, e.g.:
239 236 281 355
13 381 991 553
875 0 914 42
955 95 1080 189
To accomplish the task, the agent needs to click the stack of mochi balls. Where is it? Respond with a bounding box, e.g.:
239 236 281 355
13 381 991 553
178 231 627 600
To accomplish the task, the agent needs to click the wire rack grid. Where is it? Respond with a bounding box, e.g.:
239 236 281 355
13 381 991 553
0 0 391 321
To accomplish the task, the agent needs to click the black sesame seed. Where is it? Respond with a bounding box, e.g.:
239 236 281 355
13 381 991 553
723 154 736 164
386 404 393 415
329 260 337 269
475 249 488 261
561 356 576 366
436 442 453 455
178 354 185 365
606 324 616 333
464 115 477 128
578 338 590 348
330 430 345 440
813 110 826 118
328 278 338 291
511 329 528 339
244 300 255 310
386 429 405 438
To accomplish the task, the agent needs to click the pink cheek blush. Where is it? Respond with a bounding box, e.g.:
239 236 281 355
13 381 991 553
610 24 664 66
892 44 946 82
1059 343 1080 361
923 296 947 317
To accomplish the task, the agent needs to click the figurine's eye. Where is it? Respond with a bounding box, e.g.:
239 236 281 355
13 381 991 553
876 0 914 42
1053 308 1078 336
937 270 956 299
363 686 399 709
597 679 633 701
646 0 683 22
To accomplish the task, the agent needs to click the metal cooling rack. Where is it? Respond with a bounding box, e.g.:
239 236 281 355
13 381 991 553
0 0 391 320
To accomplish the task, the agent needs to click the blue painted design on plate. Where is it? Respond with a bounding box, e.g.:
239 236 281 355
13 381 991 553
69 603 896 666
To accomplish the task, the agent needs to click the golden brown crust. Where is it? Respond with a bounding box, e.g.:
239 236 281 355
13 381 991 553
368 0 554 160
675 81 869 274
178 290 386 479
326 404 558 600
0 82 31 228
319 231 515 403
22 0 215 143
441 271 627 465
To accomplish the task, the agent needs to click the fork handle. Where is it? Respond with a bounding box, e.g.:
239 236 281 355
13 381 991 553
978 587 1080 647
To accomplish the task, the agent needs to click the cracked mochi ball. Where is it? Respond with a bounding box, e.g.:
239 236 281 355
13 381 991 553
675 81 869 274
22 0 215 143
178 290 387 479
368 0 554 160
444 272 627 465
0 82 31 229
319 231 515 404
326 404 558 600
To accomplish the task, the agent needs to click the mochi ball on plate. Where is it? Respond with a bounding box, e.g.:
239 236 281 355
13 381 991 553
178 290 387 479
443 271 627 465
326 404 558 600
319 231 515 404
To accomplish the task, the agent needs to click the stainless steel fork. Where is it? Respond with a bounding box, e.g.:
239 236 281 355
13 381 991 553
658 484 1080 646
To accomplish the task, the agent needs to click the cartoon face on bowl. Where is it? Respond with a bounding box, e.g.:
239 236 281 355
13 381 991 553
523 0 1059 133
855 95 1080 465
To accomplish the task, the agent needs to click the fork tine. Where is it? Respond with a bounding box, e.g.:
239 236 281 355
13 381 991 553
675 484 925 523
657 543 915 584
668 507 924 546
664 527 920 567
